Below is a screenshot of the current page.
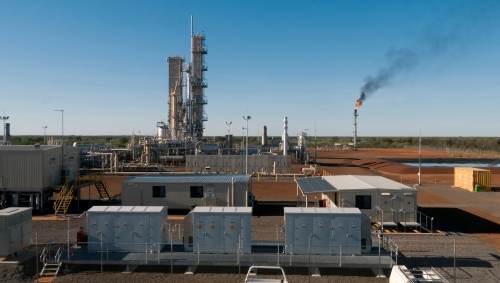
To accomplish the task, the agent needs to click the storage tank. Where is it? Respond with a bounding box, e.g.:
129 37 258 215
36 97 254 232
284 207 365 255
0 207 32 256
86 206 168 252
157 122 167 139
183 206 252 254
262 126 267 146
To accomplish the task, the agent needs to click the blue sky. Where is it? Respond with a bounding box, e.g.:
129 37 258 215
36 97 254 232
1 1 499 138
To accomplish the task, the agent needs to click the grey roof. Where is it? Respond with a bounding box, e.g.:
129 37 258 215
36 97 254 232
123 174 250 184
0 145 60 151
296 175 414 194
88 206 167 213
193 207 252 213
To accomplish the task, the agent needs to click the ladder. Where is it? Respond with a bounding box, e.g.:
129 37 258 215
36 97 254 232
39 247 62 278
53 177 76 216
92 174 111 201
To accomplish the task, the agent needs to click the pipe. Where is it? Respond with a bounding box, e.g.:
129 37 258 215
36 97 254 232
282 117 288 156
232 178 234 206
353 110 358 149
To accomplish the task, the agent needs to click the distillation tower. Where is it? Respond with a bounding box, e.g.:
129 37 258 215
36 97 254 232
165 16 208 143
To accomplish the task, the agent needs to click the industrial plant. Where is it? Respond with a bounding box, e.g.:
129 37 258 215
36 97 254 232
0 16 495 283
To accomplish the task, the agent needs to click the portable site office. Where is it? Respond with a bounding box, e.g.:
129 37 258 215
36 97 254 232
296 175 418 227
122 174 252 210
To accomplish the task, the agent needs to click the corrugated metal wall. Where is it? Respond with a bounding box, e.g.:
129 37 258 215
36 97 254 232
185 155 291 174
1 151 43 189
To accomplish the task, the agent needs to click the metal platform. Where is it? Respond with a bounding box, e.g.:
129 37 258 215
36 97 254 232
399 222 421 227
62 245 395 269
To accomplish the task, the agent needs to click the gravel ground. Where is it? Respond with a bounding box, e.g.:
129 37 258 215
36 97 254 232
51 265 388 283
419 185 500 218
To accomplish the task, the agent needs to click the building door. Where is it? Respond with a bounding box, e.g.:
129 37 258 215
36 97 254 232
311 215 330 254
194 215 205 252
203 214 222 253
96 214 115 250
223 215 241 253
379 193 394 223
294 214 312 254
347 215 361 255
115 214 134 251
132 214 150 252
330 215 345 254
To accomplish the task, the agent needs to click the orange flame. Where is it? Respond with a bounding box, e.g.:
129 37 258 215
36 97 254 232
354 99 361 110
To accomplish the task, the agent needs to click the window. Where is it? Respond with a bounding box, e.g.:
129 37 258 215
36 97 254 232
190 186 203 198
152 186 166 198
355 195 371 209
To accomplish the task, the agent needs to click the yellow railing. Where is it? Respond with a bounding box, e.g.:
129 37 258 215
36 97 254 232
53 177 69 212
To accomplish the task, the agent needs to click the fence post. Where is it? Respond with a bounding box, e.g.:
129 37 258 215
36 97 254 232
158 243 160 265
36 231 39 283
171 231 173 275
277 243 280 266
454 239 456 283
339 245 342 267
145 243 148 264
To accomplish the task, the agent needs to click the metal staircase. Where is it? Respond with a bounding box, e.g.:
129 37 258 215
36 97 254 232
53 177 75 216
39 247 62 278
53 173 112 215
92 174 111 201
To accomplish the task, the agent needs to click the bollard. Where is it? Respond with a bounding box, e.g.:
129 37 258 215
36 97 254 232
258 173 260 181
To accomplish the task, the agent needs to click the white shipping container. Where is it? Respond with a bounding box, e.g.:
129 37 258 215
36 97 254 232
0 207 32 256
86 206 168 252
184 206 252 254
284 207 362 255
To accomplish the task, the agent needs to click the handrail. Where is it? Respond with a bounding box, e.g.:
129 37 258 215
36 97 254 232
54 247 62 264
53 177 69 211
39 247 48 263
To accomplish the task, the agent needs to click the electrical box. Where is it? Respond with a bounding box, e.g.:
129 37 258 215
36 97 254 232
86 206 168 252
184 206 252 253
0 207 32 256
284 207 362 255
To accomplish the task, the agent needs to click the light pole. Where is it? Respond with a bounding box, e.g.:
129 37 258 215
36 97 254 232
243 115 251 176
42 126 47 145
226 122 232 135
61 215 82 273
314 123 317 164
418 131 422 185
0 115 9 145
54 110 64 182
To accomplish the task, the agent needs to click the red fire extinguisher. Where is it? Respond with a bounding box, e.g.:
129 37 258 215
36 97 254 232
77 227 85 247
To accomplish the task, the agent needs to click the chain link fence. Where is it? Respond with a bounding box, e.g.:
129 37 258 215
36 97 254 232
1 218 499 283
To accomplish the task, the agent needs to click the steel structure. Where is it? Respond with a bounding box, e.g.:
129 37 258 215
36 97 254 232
164 16 208 143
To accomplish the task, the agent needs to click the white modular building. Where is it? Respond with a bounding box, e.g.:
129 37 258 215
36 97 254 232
296 175 418 227
122 174 252 209
284 207 370 255
86 206 168 252
183 206 252 254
